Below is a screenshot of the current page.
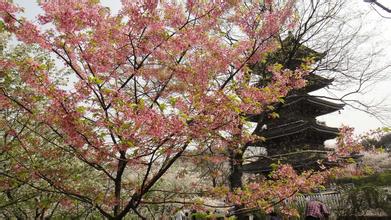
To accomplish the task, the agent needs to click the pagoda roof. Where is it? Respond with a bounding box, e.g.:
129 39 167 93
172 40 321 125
296 74 333 94
280 95 344 116
285 95 343 109
255 120 339 140
251 120 339 154
242 152 363 174
247 95 344 123
242 157 338 174
242 150 331 174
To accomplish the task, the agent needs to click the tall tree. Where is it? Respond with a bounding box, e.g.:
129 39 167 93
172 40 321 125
0 0 316 219
0 31 103 219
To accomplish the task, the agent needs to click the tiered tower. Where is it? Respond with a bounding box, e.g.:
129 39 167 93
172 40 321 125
242 35 344 174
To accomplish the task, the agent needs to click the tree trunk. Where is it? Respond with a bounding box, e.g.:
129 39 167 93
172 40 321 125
228 148 248 220
113 151 127 217
229 149 243 190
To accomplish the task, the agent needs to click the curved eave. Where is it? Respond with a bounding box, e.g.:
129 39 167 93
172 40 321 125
307 97 345 109
279 95 344 117
297 74 334 93
242 153 360 174
242 160 339 174
243 151 329 172
246 96 343 122
258 120 339 140
285 96 344 109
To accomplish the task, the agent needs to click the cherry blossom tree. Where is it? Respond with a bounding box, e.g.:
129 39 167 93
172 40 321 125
0 0 321 218
0 31 105 218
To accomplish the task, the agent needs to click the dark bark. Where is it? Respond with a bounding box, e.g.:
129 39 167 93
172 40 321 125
228 149 244 191
116 142 190 220
228 148 247 220
113 151 127 217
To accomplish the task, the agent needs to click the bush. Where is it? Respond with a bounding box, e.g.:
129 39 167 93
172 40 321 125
335 185 391 217
190 212 225 220
336 170 391 187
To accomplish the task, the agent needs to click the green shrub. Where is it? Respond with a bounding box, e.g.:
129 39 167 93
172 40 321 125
336 170 391 187
190 212 227 220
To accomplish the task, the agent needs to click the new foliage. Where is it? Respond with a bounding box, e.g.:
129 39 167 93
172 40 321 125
0 0 325 218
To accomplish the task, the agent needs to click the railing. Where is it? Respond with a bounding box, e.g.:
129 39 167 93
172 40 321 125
288 191 343 210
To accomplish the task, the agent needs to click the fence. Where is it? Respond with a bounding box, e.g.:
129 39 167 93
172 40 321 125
288 191 343 210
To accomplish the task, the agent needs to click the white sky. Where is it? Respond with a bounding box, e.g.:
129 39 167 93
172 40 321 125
12 0 391 134
316 0 391 134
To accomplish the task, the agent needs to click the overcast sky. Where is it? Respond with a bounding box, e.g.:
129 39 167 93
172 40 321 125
12 0 391 134
316 0 391 134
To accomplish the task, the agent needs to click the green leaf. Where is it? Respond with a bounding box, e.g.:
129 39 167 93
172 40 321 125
0 20 5 32
270 112 279 119
277 97 285 104
169 97 177 106
88 76 104 84
124 140 134 148
159 103 167 111
270 163 279 171
76 106 87 114
266 105 275 111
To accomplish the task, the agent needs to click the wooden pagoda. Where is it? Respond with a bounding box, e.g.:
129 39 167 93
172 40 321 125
242 35 344 174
